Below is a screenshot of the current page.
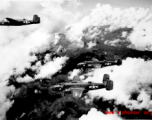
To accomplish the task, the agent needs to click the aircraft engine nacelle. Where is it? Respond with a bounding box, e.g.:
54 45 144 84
33 14 40 23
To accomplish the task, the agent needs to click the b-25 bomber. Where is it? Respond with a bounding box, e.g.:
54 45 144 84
50 74 113 98
0 14 40 26
77 57 122 72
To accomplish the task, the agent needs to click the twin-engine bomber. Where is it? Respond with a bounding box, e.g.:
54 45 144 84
50 74 113 98
77 58 122 68
0 14 40 26
77 57 122 72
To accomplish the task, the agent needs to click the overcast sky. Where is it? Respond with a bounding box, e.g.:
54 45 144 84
80 0 152 11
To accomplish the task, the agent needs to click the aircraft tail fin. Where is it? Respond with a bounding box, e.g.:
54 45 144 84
103 74 109 84
114 55 122 65
33 14 40 23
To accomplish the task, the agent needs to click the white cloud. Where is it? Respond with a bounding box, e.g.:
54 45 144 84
0 85 15 120
0 1 11 12
85 58 152 110
35 57 68 78
68 69 81 80
128 21 152 50
87 41 96 48
0 1 81 119
1 0 152 119
0 0 83 82
121 31 127 38
79 108 122 120
16 75 34 83
66 4 152 50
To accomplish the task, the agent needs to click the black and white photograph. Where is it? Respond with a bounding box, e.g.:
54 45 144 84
0 0 152 120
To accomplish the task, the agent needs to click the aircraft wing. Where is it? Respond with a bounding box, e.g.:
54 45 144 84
83 59 122 66
6 18 19 22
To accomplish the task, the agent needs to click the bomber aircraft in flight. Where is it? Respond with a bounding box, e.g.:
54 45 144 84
0 14 40 26
77 57 122 72
50 74 113 98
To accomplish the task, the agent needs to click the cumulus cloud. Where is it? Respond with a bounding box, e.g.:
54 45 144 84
16 75 34 83
68 69 81 80
87 41 97 49
0 0 83 82
128 21 152 50
0 27 51 82
0 85 15 120
0 1 11 12
66 4 152 50
1 0 152 119
79 108 122 120
121 31 127 38
35 57 68 78
85 58 152 110
0 1 81 119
